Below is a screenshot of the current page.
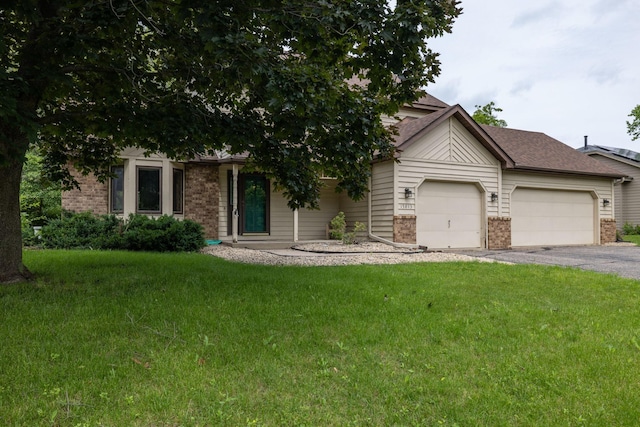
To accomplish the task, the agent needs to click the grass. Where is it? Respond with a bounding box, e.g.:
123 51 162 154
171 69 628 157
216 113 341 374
623 234 640 245
2 250 640 426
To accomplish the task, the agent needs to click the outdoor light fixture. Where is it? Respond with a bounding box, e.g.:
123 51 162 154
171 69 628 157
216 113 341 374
603 199 610 207
404 188 413 199
491 192 498 202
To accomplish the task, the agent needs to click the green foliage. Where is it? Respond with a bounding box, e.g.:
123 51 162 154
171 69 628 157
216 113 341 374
2 0 461 209
627 105 640 141
622 222 640 235
20 149 61 226
329 212 347 240
329 211 367 244
3 251 640 425
472 101 508 127
39 213 205 252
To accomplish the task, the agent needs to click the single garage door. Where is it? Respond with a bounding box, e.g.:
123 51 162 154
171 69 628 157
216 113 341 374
511 188 595 246
417 181 482 249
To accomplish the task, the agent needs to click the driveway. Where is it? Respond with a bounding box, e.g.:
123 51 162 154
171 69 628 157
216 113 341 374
454 244 640 281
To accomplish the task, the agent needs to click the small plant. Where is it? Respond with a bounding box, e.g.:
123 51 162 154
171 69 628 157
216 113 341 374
343 221 366 245
329 212 347 240
329 212 366 244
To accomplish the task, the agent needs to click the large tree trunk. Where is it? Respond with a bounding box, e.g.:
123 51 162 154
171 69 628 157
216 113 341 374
0 145 32 284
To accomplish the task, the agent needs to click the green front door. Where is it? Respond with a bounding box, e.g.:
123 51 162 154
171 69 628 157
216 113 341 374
240 174 269 234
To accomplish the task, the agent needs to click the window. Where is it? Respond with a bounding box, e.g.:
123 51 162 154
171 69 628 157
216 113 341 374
173 168 184 214
110 165 124 213
137 167 161 213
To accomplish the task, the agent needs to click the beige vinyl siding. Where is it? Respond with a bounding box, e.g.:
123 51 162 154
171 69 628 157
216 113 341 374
339 193 369 225
397 118 501 219
401 119 497 166
370 161 395 239
297 180 341 240
502 171 614 220
267 188 295 240
588 154 640 228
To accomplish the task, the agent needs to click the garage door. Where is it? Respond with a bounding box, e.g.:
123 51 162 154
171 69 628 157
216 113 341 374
417 181 482 249
511 188 594 246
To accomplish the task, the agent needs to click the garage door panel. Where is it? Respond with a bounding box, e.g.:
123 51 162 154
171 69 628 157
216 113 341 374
512 188 594 246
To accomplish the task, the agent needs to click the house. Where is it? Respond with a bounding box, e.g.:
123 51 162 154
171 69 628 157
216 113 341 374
62 96 625 249
578 145 640 229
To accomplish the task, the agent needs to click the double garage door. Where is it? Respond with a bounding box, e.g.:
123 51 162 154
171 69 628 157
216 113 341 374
416 182 596 249
511 188 595 246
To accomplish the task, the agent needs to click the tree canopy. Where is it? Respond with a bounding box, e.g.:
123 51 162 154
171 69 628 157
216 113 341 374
472 101 508 128
0 0 461 283
627 105 640 141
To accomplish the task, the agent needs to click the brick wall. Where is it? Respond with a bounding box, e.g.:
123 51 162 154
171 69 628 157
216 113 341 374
393 215 416 244
184 163 219 239
488 217 511 249
61 166 109 214
600 218 617 244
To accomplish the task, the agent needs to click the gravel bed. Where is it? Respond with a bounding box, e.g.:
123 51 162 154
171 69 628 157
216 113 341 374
201 241 502 266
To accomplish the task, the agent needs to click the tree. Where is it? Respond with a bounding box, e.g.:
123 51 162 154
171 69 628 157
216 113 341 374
20 149 61 228
627 105 640 141
0 0 461 283
472 101 508 128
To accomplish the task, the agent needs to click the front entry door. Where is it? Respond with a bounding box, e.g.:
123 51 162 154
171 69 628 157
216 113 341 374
239 174 269 234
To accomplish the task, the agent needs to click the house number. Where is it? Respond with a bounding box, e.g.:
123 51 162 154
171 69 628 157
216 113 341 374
399 203 414 210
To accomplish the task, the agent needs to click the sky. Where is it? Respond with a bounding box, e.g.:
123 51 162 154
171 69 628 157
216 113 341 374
425 0 640 150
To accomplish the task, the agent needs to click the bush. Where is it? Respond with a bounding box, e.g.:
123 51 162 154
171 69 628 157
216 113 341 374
622 222 640 236
329 212 366 245
39 212 205 252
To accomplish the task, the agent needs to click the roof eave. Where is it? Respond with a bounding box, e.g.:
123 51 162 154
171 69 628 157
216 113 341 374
508 165 626 179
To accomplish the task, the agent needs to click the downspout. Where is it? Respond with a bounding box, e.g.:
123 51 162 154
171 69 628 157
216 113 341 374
366 172 418 249
293 208 299 242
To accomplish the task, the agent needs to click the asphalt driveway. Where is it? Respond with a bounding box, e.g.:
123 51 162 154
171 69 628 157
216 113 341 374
454 244 640 281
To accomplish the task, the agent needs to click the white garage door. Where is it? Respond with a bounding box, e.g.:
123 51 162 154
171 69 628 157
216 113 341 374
511 188 595 246
417 181 482 249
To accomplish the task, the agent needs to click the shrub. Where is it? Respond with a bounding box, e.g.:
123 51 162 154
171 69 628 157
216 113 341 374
329 212 347 240
39 212 205 252
329 212 366 245
622 222 640 236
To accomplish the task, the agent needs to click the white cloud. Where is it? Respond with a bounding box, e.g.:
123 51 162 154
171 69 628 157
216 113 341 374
427 0 640 149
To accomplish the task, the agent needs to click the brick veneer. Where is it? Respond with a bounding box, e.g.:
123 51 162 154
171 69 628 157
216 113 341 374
600 218 617 244
488 217 511 250
393 215 416 244
61 166 109 214
184 163 219 239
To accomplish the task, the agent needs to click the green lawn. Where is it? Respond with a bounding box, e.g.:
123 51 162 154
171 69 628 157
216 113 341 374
2 250 640 426
623 234 640 246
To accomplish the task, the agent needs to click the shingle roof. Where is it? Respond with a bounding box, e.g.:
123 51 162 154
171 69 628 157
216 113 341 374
579 145 640 164
481 125 625 177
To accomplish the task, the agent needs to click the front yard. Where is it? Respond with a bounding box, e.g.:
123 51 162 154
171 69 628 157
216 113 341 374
1 250 639 425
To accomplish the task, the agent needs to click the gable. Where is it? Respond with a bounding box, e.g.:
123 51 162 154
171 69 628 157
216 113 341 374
400 117 500 166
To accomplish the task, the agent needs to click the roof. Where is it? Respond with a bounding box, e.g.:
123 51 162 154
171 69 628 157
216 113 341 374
481 126 626 178
392 104 515 167
579 145 640 164
407 93 449 112
346 75 448 112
